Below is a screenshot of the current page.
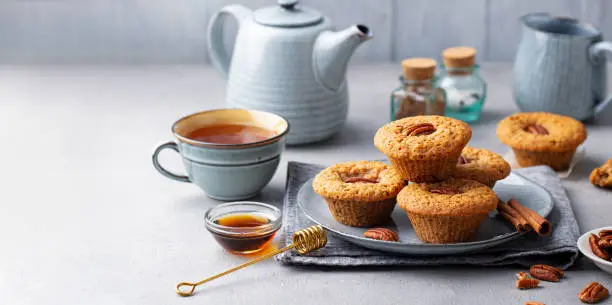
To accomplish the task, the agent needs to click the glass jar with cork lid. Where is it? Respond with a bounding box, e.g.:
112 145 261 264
390 58 446 121
438 47 486 123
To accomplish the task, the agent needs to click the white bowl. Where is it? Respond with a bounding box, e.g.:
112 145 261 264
577 226 612 274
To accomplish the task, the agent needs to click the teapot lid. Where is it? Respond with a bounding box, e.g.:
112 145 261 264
254 0 323 27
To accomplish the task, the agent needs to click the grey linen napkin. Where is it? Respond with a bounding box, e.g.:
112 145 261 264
275 161 580 269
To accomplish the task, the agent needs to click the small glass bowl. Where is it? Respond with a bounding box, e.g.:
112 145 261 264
204 201 282 254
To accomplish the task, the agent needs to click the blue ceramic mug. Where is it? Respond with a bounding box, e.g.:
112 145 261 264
152 109 289 201
514 13 612 120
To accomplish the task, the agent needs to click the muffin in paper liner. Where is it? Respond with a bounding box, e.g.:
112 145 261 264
512 148 575 171
313 161 405 227
503 145 585 179
497 112 586 171
397 178 497 244
406 213 489 244
374 115 471 183
323 198 397 227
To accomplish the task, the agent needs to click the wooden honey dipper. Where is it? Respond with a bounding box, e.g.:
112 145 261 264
176 225 327 297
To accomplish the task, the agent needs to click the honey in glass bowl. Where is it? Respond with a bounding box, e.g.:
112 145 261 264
205 202 282 254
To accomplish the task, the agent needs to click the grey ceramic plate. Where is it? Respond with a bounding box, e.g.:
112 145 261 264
297 172 553 255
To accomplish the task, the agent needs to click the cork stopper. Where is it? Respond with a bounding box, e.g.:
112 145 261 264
442 47 476 68
401 58 437 81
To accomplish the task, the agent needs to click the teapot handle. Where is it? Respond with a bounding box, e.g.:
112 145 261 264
589 41 612 115
207 5 252 79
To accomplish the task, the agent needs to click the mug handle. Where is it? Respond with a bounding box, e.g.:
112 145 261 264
589 41 612 115
152 142 191 183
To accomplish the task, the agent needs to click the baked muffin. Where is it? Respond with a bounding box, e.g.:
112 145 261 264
590 158 612 189
455 146 511 187
397 178 497 243
313 161 405 227
497 112 586 170
374 115 472 182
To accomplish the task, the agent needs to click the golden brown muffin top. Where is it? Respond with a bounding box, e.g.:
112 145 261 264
313 161 405 202
397 178 497 216
455 146 511 183
374 116 472 160
496 112 586 152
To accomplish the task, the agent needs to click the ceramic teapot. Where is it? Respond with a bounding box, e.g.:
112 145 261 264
514 13 612 120
207 0 371 145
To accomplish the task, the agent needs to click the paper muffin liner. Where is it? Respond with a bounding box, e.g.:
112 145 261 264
387 156 458 183
512 148 576 171
323 197 396 228
405 212 488 244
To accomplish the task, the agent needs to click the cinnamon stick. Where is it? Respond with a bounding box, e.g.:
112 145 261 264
508 198 552 236
497 200 531 233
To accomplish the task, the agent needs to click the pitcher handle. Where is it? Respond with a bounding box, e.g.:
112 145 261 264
589 41 612 115
207 5 252 79
152 142 191 183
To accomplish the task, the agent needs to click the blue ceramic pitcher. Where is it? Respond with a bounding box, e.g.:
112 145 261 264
514 13 612 120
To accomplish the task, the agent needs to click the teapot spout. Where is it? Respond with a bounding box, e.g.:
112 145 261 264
313 25 372 91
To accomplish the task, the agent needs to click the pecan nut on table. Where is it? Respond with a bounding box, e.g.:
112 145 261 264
578 282 609 304
529 264 564 282
513 264 609 304
515 271 540 290
363 228 399 242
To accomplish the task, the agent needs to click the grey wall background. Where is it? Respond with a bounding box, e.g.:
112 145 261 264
0 0 610 64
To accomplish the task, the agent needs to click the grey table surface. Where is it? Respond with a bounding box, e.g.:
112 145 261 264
1 63 611 305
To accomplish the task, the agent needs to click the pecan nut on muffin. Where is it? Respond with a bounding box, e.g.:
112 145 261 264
397 178 497 244
455 146 511 187
374 115 472 183
590 158 612 189
496 112 586 171
313 161 405 227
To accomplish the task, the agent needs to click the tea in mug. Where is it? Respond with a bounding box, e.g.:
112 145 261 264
186 124 276 145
